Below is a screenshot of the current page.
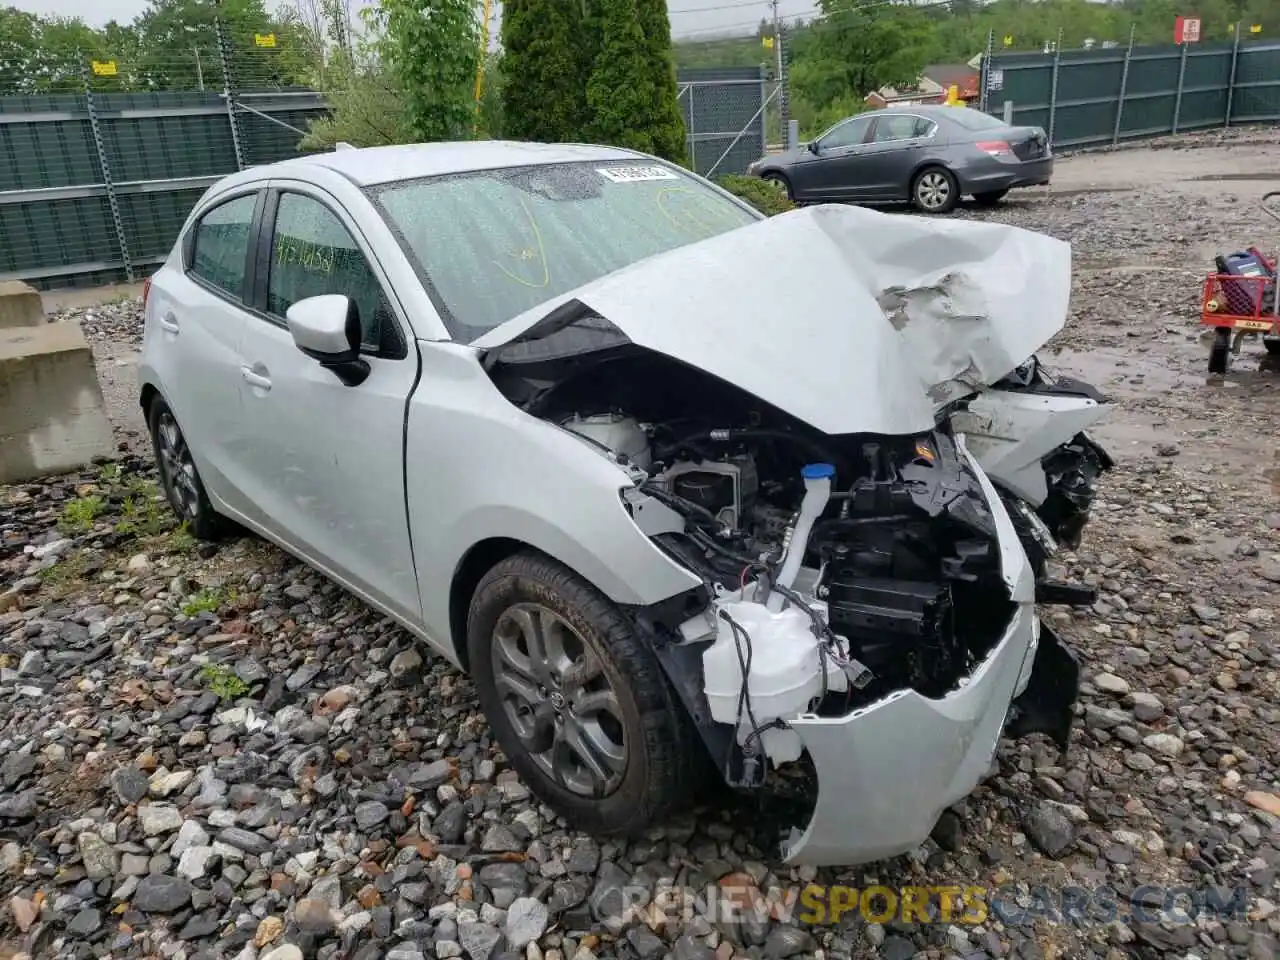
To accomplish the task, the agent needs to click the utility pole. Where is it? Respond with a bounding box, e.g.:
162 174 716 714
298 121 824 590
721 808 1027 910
771 0 791 147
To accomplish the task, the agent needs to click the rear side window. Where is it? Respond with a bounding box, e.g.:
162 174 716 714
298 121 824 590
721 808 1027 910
914 117 937 137
190 193 258 299
873 115 920 142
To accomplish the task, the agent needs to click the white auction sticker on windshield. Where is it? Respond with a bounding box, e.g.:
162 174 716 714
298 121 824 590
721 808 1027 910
597 165 679 183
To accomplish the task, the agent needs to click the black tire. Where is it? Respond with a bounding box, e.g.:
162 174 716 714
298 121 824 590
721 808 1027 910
1265 336 1280 356
973 188 1010 207
1208 327 1231 375
467 551 689 836
147 396 225 541
911 166 959 214
762 171 793 201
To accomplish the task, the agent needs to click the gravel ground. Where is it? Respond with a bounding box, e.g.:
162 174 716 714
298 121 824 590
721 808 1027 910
4 130 1280 960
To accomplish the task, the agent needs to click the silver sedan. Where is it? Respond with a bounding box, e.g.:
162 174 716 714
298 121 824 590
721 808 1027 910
140 140 1077 865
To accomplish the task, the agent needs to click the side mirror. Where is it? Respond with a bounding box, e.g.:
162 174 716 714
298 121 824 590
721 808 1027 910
285 294 370 387
806 140 820 155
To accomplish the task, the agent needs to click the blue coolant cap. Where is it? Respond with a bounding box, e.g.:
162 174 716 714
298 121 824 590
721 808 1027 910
801 462 836 480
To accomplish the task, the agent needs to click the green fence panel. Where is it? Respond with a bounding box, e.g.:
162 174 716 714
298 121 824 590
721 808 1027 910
1233 40 1280 121
986 38 1280 147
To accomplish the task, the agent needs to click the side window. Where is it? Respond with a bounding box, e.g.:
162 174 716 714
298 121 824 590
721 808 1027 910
190 193 257 299
821 116 871 149
914 116 937 137
267 192 394 352
873 115 921 142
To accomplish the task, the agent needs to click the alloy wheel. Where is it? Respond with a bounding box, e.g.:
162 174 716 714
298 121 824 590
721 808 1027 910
490 602 627 798
156 411 200 521
916 171 952 211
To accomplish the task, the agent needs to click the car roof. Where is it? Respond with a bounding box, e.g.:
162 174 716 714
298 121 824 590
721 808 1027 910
246 140 648 187
874 104 957 117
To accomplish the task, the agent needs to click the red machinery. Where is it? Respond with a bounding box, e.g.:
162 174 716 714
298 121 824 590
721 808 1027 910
1200 190 1280 374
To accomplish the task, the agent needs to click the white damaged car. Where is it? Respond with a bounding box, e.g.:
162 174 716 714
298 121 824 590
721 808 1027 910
139 142 1094 866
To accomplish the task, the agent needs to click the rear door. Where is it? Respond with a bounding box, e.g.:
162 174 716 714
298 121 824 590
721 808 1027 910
232 181 423 623
861 114 939 199
144 189 264 516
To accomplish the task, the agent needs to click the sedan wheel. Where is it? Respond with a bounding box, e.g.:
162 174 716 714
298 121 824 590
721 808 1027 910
492 602 626 797
912 167 959 214
762 172 793 201
467 552 693 835
148 396 224 540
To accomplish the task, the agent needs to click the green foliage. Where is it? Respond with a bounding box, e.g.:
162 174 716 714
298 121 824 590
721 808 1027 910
716 175 794 216
634 0 687 163
182 588 226 617
300 64 414 149
375 0 480 142
500 0 589 142
59 496 105 533
474 52 505 138
586 0 659 152
199 662 250 700
791 0 939 119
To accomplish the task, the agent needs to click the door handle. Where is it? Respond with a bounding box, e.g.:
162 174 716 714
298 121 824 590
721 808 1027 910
241 367 272 391
159 312 179 334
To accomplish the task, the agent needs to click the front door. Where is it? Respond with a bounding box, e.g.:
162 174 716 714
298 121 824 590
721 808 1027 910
233 184 422 623
793 115 875 200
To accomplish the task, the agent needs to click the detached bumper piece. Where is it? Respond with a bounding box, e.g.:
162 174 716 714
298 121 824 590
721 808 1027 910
1035 578 1096 607
1004 622 1080 753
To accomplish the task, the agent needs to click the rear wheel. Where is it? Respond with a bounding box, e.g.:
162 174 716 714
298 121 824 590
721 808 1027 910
148 396 225 541
1264 335 1280 356
467 552 690 835
973 188 1010 207
912 167 959 214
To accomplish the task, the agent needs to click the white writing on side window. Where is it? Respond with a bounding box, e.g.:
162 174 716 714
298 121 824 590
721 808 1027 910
597 165 680 183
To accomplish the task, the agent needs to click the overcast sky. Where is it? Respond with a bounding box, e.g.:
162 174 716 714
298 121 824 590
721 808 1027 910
12 0 820 40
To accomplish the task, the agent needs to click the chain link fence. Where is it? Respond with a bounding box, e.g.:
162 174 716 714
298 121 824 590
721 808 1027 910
676 66 770 180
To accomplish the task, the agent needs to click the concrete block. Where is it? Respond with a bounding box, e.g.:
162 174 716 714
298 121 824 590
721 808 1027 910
1 322 116 483
0 281 45 329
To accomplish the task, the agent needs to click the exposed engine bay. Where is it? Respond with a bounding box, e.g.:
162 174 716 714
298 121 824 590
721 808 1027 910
488 344 1034 788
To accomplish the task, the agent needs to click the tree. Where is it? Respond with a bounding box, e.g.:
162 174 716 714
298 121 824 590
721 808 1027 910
375 0 479 141
585 0 658 152
634 0 687 162
500 0 589 141
793 1 937 103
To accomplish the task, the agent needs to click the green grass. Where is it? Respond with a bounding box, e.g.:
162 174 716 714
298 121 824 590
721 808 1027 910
58 495 106 533
114 477 172 538
199 662 250 700
181 588 224 617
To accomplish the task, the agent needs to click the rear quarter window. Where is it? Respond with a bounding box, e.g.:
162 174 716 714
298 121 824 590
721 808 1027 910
188 193 258 300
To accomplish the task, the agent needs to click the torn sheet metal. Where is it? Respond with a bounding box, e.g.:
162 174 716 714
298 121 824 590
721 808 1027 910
473 203 1072 437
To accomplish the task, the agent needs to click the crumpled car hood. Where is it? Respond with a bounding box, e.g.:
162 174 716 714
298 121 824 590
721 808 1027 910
472 203 1071 437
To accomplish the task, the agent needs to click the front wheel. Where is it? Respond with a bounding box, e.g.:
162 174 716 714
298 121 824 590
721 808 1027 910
148 396 225 541
1264 336 1280 356
467 552 690 836
973 188 1010 207
762 172 793 201
912 167 959 214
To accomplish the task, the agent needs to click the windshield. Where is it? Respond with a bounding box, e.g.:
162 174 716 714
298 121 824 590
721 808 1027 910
370 160 760 341
945 109 1010 131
